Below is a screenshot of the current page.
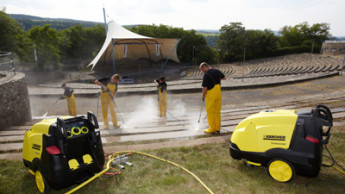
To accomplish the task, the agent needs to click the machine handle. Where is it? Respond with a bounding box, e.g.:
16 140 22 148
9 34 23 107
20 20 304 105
57 117 68 138
314 105 333 136
316 104 333 122
87 111 99 129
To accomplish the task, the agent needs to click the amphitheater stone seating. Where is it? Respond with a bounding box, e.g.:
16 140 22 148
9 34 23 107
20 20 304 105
181 54 342 82
230 54 342 79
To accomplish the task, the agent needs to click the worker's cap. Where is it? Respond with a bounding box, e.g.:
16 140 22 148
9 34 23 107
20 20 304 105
61 83 66 87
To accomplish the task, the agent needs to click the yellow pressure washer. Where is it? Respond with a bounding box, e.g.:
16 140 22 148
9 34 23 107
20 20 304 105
230 105 334 182
22 112 105 193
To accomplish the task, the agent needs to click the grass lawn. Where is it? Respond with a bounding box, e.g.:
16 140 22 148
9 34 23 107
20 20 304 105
1 128 344 194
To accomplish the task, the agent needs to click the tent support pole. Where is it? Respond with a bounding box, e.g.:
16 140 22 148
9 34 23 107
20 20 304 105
112 39 116 74
161 38 181 72
142 41 153 66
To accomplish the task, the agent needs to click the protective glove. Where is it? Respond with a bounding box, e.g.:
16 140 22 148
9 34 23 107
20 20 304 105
102 85 108 91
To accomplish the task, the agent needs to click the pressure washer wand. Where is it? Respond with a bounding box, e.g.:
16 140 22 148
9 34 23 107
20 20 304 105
198 98 204 123
42 97 61 117
96 92 101 118
167 110 181 121
106 91 125 124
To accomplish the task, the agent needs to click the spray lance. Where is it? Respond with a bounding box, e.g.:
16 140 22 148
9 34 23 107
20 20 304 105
42 96 62 117
106 90 125 125
155 79 181 121
157 91 181 121
198 98 205 123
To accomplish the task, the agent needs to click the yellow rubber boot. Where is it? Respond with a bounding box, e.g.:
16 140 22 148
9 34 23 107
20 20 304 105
205 84 222 133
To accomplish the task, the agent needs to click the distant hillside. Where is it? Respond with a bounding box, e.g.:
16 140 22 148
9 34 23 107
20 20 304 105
196 29 220 34
10 14 104 31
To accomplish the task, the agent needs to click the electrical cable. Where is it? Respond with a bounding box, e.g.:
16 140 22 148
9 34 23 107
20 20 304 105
65 151 214 194
112 151 214 194
65 157 117 194
322 144 345 175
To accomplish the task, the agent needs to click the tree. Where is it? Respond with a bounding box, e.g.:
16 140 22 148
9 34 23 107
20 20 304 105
0 10 33 62
278 22 331 53
243 29 277 59
217 22 246 61
28 24 61 71
0 11 23 52
60 24 105 62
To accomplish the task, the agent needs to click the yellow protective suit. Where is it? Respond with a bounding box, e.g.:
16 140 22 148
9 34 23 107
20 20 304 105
64 93 77 116
158 88 167 117
101 83 118 128
205 84 221 132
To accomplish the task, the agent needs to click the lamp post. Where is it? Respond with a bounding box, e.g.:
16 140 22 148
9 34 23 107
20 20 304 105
217 48 221 65
242 48 246 82
310 39 314 61
192 45 196 66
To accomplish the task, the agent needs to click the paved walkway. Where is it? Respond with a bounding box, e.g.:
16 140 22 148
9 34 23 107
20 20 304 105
28 71 339 96
2 90 345 160
27 54 343 96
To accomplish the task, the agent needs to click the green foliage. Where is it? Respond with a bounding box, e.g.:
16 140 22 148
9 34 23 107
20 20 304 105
0 11 27 54
28 24 61 71
243 29 278 59
279 22 330 48
217 21 331 62
59 25 105 62
128 24 217 65
1 11 106 71
277 22 330 56
202 34 218 48
217 22 247 61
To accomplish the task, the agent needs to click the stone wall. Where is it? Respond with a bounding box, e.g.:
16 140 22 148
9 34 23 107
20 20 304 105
0 71 31 130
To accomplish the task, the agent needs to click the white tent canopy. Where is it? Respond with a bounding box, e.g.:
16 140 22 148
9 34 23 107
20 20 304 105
88 21 180 70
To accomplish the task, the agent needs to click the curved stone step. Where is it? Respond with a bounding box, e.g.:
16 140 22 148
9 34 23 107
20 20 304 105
322 64 332 72
329 64 339 71
315 64 326 73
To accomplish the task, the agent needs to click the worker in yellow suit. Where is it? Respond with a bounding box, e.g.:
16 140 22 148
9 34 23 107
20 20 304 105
95 74 121 129
200 62 226 133
61 83 77 116
154 77 167 117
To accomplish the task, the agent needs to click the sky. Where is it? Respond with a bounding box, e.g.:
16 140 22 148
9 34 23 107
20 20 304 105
2 0 345 36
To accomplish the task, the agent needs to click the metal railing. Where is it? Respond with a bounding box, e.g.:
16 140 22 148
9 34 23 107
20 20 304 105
0 51 16 74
